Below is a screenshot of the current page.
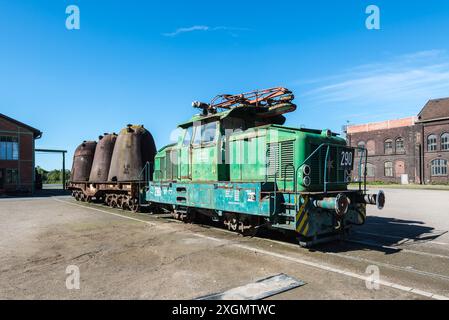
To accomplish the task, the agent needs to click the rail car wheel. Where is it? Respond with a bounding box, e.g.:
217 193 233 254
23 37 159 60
110 197 118 208
105 195 111 206
116 196 124 209
129 199 140 213
122 196 130 211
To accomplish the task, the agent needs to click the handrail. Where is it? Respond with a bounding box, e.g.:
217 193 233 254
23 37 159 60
137 161 151 182
264 147 277 215
137 161 152 207
283 163 296 192
323 145 331 193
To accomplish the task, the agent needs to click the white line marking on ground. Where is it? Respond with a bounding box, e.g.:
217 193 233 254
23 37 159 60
54 198 449 300
327 252 449 282
347 239 449 260
53 198 157 227
233 244 449 300
258 237 449 282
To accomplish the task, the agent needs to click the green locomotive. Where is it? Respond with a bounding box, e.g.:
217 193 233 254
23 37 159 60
146 87 385 247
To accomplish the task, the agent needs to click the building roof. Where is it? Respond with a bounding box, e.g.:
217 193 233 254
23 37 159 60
346 117 416 134
0 113 43 139
417 97 449 122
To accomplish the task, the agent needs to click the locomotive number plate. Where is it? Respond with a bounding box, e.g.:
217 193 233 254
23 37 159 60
339 149 354 169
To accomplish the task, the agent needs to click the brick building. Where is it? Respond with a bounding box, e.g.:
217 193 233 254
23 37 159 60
346 98 449 184
0 114 42 195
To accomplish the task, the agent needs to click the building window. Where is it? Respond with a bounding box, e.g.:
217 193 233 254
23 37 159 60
366 140 375 156
441 133 449 151
357 141 365 156
396 138 405 154
427 134 437 151
367 163 375 177
431 159 448 176
6 169 19 184
384 139 393 155
384 162 393 177
364 163 375 177
0 136 19 160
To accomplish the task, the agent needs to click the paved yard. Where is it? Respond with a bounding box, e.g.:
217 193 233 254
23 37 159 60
0 188 448 300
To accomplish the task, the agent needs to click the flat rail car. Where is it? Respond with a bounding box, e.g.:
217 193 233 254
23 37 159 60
68 180 146 212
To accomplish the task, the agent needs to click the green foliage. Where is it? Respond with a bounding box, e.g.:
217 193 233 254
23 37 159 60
36 166 70 184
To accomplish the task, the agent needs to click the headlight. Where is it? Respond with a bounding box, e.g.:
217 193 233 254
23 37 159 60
303 176 311 187
321 129 332 138
302 164 311 176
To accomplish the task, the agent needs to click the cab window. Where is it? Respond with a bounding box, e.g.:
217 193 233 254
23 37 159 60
202 122 217 144
192 125 202 146
182 126 193 146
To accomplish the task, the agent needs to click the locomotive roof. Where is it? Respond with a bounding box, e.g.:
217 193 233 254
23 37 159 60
178 105 286 128
235 123 340 136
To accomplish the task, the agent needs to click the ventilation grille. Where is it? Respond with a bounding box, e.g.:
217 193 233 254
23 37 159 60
164 149 178 181
267 140 294 180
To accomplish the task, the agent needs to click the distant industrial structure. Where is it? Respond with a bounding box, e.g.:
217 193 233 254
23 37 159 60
346 98 449 184
0 114 42 194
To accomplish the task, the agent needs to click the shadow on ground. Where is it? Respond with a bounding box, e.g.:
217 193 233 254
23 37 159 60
0 189 70 199
192 215 447 255
312 216 447 254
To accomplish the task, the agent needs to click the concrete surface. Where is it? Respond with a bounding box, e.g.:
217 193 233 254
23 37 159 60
0 188 448 300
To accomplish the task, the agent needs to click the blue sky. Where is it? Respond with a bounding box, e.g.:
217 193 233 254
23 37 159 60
1 0 449 169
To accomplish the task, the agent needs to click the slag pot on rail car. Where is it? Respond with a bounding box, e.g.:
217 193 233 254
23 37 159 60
71 141 97 182
108 124 157 182
89 133 118 183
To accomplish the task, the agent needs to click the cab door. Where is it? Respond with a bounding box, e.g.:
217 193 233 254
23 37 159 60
179 126 193 180
191 121 218 181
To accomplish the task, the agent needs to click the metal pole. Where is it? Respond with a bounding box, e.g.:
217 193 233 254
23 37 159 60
62 152 66 190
